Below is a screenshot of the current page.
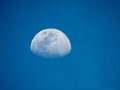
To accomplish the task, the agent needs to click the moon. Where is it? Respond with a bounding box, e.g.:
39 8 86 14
30 28 71 58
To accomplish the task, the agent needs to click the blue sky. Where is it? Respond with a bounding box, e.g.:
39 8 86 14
1 0 120 90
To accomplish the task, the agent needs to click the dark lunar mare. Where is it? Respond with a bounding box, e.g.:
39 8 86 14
37 31 58 57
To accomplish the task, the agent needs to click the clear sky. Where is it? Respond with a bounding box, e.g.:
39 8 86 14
1 0 120 90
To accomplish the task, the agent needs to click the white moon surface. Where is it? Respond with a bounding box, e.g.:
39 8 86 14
30 28 71 58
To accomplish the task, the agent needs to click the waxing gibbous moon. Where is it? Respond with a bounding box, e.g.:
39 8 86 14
30 28 71 58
